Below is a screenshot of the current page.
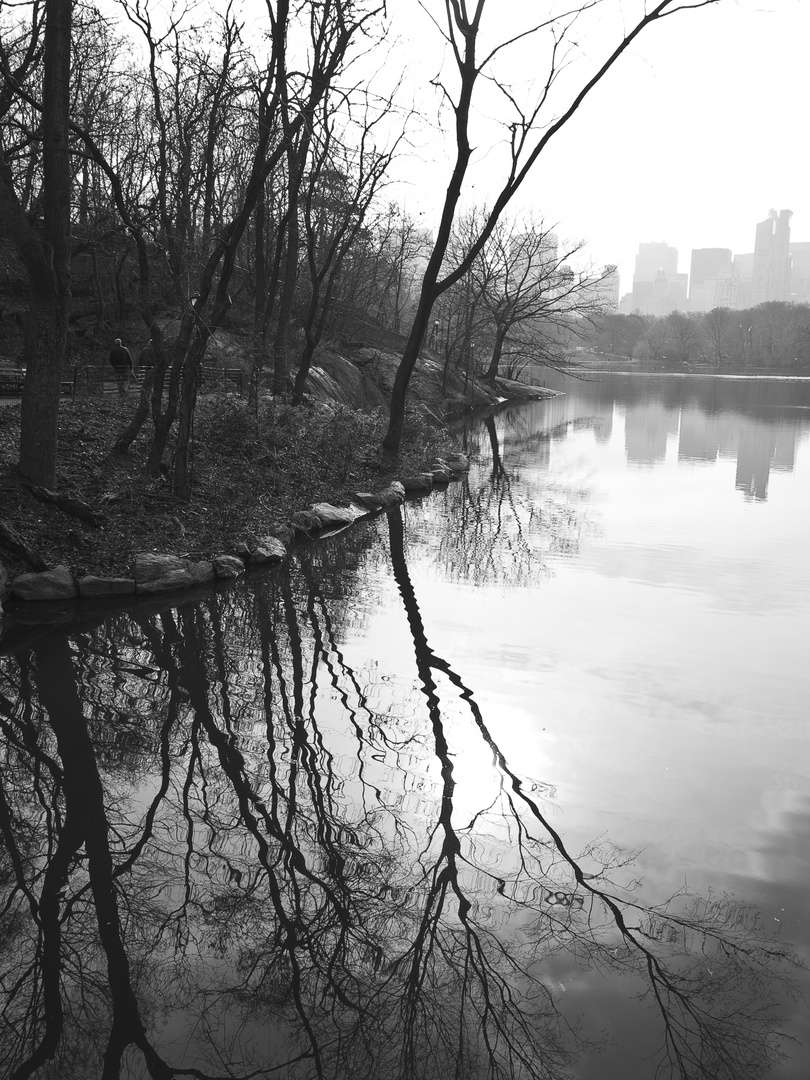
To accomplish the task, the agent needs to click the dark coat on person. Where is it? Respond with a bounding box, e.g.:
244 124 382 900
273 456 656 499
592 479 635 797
137 342 156 372
109 343 133 372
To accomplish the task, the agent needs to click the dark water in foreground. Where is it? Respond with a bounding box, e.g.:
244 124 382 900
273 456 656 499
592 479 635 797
1 373 808 1079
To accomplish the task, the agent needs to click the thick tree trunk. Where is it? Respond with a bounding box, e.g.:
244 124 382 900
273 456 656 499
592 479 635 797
18 289 65 487
484 325 508 381
272 223 299 396
293 333 317 404
383 291 434 455
1 0 73 488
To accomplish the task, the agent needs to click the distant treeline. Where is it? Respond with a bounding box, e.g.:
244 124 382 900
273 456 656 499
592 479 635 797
584 303 810 371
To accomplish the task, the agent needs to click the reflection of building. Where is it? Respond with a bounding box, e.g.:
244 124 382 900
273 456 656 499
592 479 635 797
624 403 679 464
617 391 806 501
678 410 720 462
735 419 777 500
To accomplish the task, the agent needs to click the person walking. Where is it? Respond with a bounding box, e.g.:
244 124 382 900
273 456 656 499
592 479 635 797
137 338 156 377
109 338 133 394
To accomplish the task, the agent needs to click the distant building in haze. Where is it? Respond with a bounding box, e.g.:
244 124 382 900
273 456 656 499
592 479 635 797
732 253 754 309
634 242 678 282
789 241 810 302
688 248 732 312
623 210 810 315
623 242 685 315
752 209 792 304
588 265 620 312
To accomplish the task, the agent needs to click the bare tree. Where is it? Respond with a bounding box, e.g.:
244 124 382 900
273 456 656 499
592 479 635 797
472 218 607 381
382 0 722 454
292 97 400 403
666 310 700 364
701 306 732 364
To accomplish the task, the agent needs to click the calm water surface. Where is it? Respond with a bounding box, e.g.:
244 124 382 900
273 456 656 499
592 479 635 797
1 372 808 1079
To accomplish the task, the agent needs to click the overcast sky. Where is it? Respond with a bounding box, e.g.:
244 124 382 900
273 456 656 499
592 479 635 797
386 0 808 296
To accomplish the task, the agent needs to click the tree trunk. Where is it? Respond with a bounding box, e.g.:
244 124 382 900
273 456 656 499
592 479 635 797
173 332 208 499
14 0 73 488
272 217 299 396
383 291 435 455
250 182 267 407
484 325 508 381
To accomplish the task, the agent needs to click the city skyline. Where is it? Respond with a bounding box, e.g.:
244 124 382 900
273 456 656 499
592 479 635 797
618 208 810 315
389 1 809 308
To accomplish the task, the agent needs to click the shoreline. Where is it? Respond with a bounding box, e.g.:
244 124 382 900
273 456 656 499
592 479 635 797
0 383 558 635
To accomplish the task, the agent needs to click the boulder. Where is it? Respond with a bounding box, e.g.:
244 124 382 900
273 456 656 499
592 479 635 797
264 522 295 547
309 502 363 528
233 541 252 559
400 473 434 492
213 555 246 579
429 464 452 483
77 575 136 598
353 492 385 512
377 482 405 508
348 500 373 519
441 452 470 474
134 553 215 594
291 509 323 532
10 564 77 602
248 537 287 564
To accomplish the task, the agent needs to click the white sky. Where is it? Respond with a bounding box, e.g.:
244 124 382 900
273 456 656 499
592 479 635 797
383 0 809 295
111 0 806 297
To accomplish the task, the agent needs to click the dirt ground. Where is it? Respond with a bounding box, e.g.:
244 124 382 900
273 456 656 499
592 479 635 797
0 389 451 583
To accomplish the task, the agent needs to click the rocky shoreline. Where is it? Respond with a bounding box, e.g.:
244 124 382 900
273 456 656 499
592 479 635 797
0 453 469 637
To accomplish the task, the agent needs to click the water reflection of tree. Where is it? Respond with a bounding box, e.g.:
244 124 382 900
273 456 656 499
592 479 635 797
427 410 596 587
0 531 800 1079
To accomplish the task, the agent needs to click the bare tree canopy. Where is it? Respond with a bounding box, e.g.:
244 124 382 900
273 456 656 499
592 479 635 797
382 0 722 453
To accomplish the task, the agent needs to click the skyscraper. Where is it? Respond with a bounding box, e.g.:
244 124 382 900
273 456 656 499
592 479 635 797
688 248 732 311
752 209 792 304
634 242 678 284
789 241 810 302
627 242 684 315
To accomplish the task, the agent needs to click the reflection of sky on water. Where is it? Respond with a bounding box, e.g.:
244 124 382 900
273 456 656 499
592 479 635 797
376 374 810 1077
2 374 808 1079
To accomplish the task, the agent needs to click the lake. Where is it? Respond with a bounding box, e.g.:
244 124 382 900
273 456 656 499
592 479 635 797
1 371 808 1079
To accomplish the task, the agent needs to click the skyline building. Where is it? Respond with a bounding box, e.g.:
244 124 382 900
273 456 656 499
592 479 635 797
688 248 732 312
620 210 809 315
751 208 792 305
622 242 685 315
789 241 810 302
633 242 678 283
587 265 620 312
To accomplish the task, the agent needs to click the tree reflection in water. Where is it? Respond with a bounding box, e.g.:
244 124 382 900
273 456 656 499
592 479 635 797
0 513 801 1080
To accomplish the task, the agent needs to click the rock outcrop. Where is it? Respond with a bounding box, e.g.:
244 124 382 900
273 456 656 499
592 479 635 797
213 555 246 579
133 553 215 594
248 537 287 564
10 564 77 601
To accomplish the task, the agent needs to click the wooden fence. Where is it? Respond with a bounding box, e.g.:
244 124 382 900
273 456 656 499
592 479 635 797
1 365 246 398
